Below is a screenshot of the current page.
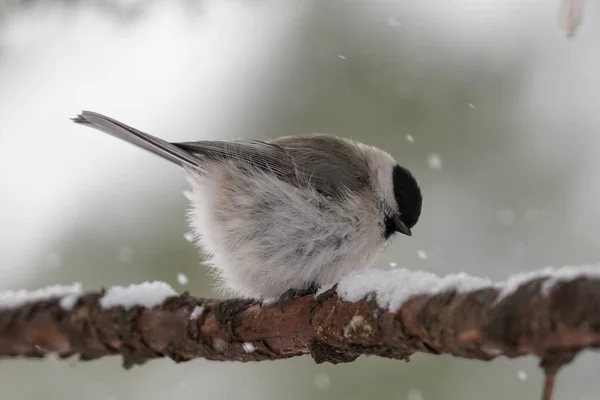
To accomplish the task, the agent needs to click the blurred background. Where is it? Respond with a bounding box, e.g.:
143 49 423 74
0 0 598 399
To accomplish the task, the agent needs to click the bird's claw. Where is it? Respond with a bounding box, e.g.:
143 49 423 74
276 282 319 312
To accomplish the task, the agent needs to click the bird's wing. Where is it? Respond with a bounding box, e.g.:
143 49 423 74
271 134 370 197
173 140 297 182
175 134 370 198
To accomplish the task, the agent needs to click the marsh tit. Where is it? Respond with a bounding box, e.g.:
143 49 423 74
72 111 422 310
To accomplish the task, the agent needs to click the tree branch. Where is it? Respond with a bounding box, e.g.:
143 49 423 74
2 267 600 399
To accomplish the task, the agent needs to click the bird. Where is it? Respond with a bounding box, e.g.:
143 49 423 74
72 111 422 310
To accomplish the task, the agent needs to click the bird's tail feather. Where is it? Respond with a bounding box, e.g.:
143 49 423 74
72 110 200 168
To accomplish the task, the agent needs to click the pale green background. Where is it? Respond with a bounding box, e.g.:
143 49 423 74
1 1 599 399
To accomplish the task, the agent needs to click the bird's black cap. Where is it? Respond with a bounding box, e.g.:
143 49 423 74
391 164 422 235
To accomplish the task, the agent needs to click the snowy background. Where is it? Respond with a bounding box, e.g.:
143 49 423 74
1 0 599 399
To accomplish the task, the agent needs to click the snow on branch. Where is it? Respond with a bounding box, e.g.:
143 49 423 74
2 265 600 400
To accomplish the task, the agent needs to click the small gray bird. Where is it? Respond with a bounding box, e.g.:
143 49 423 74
73 111 422 310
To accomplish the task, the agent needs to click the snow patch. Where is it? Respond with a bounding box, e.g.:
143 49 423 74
242 342 256 353
337 269 492 312
337 263 600 312
0 283 82 310
315 283 336 297
100 281 176 310
59 294 80 310
190 305 205 320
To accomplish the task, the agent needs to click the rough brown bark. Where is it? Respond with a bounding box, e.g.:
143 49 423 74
1 275 599 399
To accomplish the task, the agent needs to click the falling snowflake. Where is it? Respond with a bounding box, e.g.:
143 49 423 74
118 247 135 263
427 153 442 170
177 273 189 286
314 374 331 390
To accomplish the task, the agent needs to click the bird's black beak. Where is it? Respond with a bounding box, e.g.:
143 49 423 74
395 217 412 236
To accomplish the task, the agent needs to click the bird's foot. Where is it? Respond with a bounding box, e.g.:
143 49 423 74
277 282 319 312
